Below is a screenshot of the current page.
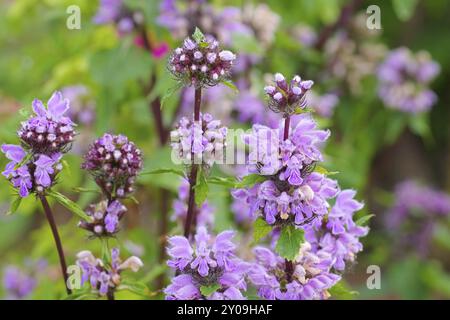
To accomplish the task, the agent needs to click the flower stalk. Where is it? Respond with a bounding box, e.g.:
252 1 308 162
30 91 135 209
39 194 71 295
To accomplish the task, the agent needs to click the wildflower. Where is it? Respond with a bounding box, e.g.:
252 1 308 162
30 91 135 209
82 133 143 199
170 113 227 167
168 32 236 88
248 243 340 300
76 248 143 297
19 91 75 154
264 73 314 116
78 200 127 237
93 0 143 35
2 266 37 300
309 92 339 118
305 190 368 271
1 91 75 197
377 47 440 113
164 227 248 300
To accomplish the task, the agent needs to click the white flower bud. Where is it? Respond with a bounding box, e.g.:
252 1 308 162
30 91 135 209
275 73 285 82
119 256 144 272
219 50 236 62
273 92 283 101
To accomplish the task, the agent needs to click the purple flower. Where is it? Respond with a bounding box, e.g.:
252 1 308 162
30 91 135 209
78 200 127 237
34 154 58 187
305 190 368 271
377 47 440 113
61 85 95 126
170 113 227 167
82 133 142 199
1 144 26 177
309 91 339 118
76 248 143 297
264 73 314 115
172 179 214 227
168 31 236 88
165 227 248 300
19 91 75 154
248 243 340 300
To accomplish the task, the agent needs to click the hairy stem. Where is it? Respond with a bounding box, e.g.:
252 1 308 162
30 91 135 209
184 87 202 238
39 195 71 295
283 116 290 141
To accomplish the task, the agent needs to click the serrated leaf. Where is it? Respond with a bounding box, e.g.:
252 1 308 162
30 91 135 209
192 27 206 44
275 225 304 261
140 168 185 178
253 218 272 244
195 169 208 206
200 283 221 297
356 214 374 226
47 190 91 221
221 80 239 93
235 174 267 188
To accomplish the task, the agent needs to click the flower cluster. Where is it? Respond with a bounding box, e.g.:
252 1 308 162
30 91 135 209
234 113 338 227
78 200 127 237
172 179 214 228
244 114 329 177
168 33 236 88
264 73 314 116
386 181 450 255
248 243 340 300
76 248 143 297
61 85 95 126
164 227 248 300
82 133 142 199
305 190 368 271
170 113 227 167
377 47 440 113
93 0 144 35
1 92 75 197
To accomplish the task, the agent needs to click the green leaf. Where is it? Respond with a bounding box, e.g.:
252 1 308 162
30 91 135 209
195 169 208 206
275 225 304 261
72 187 100 194
200 283 221 297
5 196 22 215
192 27 206 44
235 174 267 188
356 214 375 226
118 279 152 298
392 0 418 21
329 281 359 299
47 190 91 221
221 80 239 93
101 238 110 264
140 168 185 178
207 176 236 188
253 218 272 244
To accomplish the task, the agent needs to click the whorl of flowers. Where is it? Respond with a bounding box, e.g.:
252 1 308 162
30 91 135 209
377 47 440 113
170 113 227 167
78 200 127 237
82 133 142 199
248 243 340 300
168 29 236 88
76 248 143 297
164 227 248 300
264 73 313 116
172 179 214 228
1 91 75 197
385 181 450 255
305 190 368 271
